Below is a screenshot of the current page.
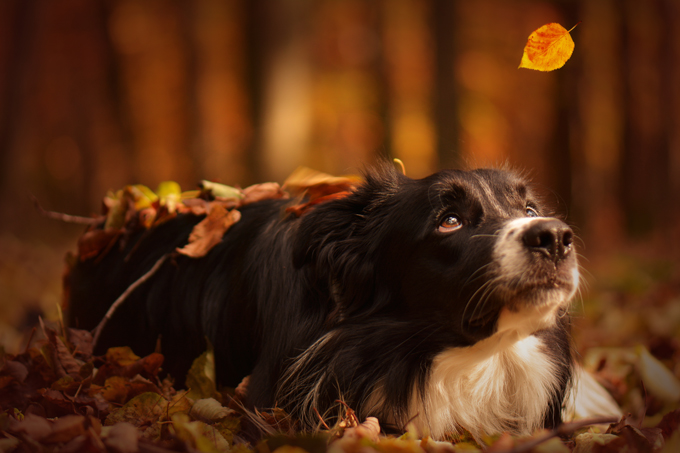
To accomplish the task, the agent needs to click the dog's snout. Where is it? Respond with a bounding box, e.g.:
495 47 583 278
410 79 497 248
522 219 573 262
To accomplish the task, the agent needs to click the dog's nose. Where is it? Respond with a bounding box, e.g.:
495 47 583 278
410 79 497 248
522 219 573 262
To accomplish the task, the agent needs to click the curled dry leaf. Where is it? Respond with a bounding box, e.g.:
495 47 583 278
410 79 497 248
286 191 353 217
66 327 94 359
171 412 231 452
9 413 52 441
102 422 139 453
176 205 242 258
342 416 380 442
636 345 680 402
77 229 121 261
519 22 578 72
189 398 234 424
242 182 288 205
42 414 87 443
200 180 244 200
283 167 360 217
283 167 361 197
185 348 217 401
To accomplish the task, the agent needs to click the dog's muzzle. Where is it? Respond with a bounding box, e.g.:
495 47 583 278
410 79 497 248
491 216 579 315
521 218 574 264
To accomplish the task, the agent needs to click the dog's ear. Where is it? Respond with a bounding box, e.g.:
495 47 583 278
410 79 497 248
292 164 402 315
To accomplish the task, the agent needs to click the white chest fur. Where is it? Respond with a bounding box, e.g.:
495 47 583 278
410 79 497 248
409 332 562 439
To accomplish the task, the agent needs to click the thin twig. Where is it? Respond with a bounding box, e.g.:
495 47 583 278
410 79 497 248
92 253 171 348
31 194 101 225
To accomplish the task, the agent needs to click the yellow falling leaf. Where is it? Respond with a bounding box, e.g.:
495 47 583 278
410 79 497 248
519 22 579 72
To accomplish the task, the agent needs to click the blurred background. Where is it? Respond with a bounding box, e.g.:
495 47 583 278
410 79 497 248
0 0 679 366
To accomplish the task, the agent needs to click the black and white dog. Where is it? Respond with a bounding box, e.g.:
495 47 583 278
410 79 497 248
67 164 580 439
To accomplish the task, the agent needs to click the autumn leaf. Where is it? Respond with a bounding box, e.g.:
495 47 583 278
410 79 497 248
76 228 121 261
286 191 354 217
102 422 139 453
241 182 288 205
635 345 680 402
185 348 217 401
189 398 234 423
283 166 361 199
152 180 182 219
41 414 87 443
127 184 158 210
519 22 578 72
105 347 141 367
200 180 244 200
283 167 361 216
171 412 231 452
176 205 242 258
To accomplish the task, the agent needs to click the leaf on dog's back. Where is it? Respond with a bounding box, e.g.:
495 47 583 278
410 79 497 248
176 205 241 258
286 191 354 217
199 180 243 200
283 167 361 216
519 22 578 71
242 182 288 205
283 167 361 198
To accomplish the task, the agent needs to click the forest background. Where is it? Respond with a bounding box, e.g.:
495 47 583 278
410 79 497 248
0 0 679 390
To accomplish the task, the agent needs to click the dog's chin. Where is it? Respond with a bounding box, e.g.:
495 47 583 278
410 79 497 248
463 265 578 342
495 286 572 338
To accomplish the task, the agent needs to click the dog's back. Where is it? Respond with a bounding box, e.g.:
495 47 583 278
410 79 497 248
67 164 578 439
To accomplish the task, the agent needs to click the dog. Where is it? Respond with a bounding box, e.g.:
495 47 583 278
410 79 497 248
66 163 580 439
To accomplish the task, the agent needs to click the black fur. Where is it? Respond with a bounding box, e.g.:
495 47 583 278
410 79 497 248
67 164 575 435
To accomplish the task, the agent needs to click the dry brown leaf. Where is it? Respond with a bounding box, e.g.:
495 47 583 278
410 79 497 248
9 413 52 441
103 422 139 453
67 327 94 359
53 335 81 379
241 182 288 205
176 205 241 258
283 167 361 198
286 191 353 217
42 415 87 443
77 229 121 261
105 347 140 367
342 416 381 442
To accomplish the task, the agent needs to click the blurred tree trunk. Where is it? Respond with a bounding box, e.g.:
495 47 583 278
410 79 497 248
189 0 253 186
433 0 459 168
550 2 579 216
620 0 668 238
305 0 384 176
571 0 625 254
0 0 33 197
380 0 437 178
256 0 313 181
108 0 194 189
662 0 680 257
0 0 131 229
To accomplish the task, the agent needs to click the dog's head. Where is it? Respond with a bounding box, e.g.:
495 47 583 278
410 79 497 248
294 164 578 343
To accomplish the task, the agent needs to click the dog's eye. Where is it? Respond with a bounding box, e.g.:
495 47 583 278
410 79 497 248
526 206 539 217
439 215 463 233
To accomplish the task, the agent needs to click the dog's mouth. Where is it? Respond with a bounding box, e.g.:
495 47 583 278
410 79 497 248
462 265 578 340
